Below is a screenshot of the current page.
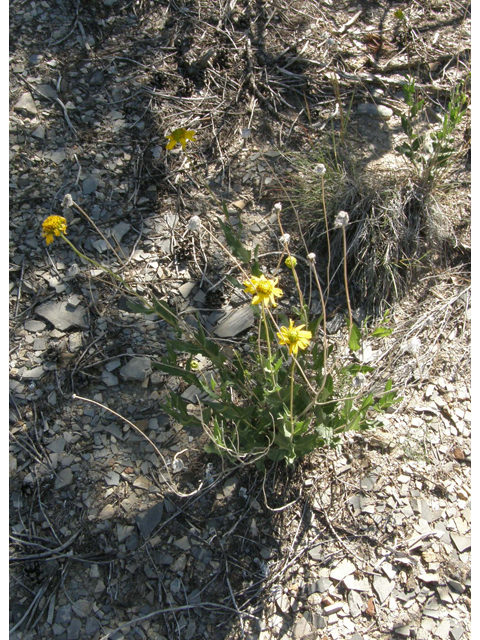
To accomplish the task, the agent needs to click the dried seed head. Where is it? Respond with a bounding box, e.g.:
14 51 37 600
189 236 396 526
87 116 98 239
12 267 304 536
273 202 282 213
405 336 421 355
187 215 202 232
334 210 349 228
307 252 316 263
62 194 74 208
352 373 366 389
279 233 291 246
314 164 326 176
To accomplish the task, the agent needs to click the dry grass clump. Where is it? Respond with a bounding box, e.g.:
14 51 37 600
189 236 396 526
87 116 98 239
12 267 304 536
279 146 459 316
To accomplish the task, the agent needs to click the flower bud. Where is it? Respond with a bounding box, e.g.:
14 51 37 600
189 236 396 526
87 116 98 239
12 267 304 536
307 252 316 263
285 256 297 269
279 233 291 246
273 202 282 213
187 215 201 232
334 210 349 228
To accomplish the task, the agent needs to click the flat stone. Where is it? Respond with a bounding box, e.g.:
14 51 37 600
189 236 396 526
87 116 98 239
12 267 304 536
393 626 411 637
308 544 324 561
330 559 356 581
14 92 37 116
214 304 255 337
54 468 73 489
303 611 325 630
447 579 465 594
306 577 331 594
117 524 135 543
55 603 72 625
105 471 120 486
418 573 440 584
373 575 394 603
24 319 47 332
102 370 119 386
292 616 313 638
450 625 465 640
98 505 115 520
82 176 100 195
36 300 88 331
31 124 46 139
178 281 197 298
47 437 66 453
174 536 191 551
357 103 393 119
434 619 451 639
120 356 151 381
223 476 239 498
324 601 343 615
191 545 212 564
89 70 105 85
72 599 92 618
135 501 164 539
85 617 101 636
450 534 471 553
112 221 131 243
67 617 82 640
36 84 58 100
344 574 370 592
44 150 66 165
20 365 45 379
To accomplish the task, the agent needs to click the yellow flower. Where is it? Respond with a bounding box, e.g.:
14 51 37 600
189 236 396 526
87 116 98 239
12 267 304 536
285 256 297 269
165 128 196 150
277 319 312 356
243 274 283 308
42 215 67 245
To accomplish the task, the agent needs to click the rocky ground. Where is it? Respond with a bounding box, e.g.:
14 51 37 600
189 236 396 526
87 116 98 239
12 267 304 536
9 1 471 640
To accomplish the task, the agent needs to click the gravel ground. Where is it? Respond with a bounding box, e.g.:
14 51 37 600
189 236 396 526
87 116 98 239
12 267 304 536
10 1 471 639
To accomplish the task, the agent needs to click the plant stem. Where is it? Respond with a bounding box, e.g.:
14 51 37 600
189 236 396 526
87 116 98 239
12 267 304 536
342 227 353 343
71 200 120 260
61 235 154 311
290 358 295 429
320 175 331 302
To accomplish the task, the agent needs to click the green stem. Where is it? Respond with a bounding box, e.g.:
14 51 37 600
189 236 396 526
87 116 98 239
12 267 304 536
290 358 295 429
342 227 353 343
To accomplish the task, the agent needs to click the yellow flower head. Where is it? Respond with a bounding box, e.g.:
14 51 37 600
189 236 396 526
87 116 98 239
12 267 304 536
165 128 196 150
285 256 297 270
42 215 67 245
277 319 312 356
243 274 283 308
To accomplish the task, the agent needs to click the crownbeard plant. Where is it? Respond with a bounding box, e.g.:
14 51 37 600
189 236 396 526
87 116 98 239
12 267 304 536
42 129 399 468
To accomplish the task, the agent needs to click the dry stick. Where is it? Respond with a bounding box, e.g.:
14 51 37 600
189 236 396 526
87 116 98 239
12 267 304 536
71 394 205 499
9 530 81 563
69 199 119 259
99 602 257 640
320 174 332 302
342 226 354 343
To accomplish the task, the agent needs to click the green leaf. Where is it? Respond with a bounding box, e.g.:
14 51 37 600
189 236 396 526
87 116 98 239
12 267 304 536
152 298 180 328
153 361 200 387
217 216 251 264
348 323 362 352
126 299 156 315
371 326 393 338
